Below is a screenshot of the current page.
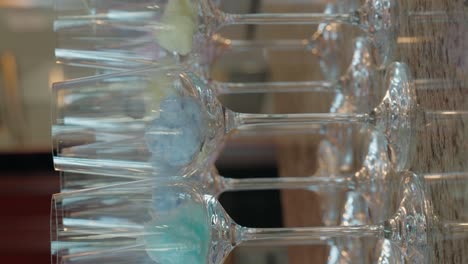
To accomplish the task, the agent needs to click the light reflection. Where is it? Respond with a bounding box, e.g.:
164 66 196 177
0 0 52 8
424 172 467 181
49 66 65 89
397 36 432 44
435 111 468 116
1 51 26 143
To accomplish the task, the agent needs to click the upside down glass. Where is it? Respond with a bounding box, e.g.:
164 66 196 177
52 62 414 177
52 171 467 264
55 0 353 78
55 124 398 224
54 0 399 73
51 179 371 264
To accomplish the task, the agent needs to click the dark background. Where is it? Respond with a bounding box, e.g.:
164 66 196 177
0 153 282 264
0 154 58 263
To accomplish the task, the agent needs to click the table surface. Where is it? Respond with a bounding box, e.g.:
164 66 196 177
258 1 468 263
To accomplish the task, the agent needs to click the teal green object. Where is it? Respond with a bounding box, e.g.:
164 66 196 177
143 199 211 264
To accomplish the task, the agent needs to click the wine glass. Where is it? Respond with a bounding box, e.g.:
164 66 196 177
52 171 468 264
52 60 413 177
212 38 455 113
60 121 468 237
54 0 399 70
54 128 355 228
374 239 404 263
53 143 378 264
327 191 373 264
55 0 358 83
52 129 392 239
212 36 381 113
221 63 463 171
49 179 355 264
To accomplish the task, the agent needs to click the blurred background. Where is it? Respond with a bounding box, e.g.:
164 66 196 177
0 1 58 263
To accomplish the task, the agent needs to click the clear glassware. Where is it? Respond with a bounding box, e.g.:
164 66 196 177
54 0 398 71
56 125 396 223
57 135 337 193
211 37 381 114
218 44 462 176
213 35 456 97
55 123 356 180
56 176 379 264
312 1 359 81
375 239 404 263
327 191 376 264
52 61 413 177
51 171 467 264
208 34 379 176
55 0 357 83
222 44 454 171
50 179 354 264
220 65 463 171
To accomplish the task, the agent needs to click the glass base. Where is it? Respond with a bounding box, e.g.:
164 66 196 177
378 62 417 171
384 171 432 263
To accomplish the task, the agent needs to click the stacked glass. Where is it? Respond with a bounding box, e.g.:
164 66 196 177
50 1 467 263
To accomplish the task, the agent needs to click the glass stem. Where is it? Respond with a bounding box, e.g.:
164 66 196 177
229 76 463 95
413 79 461 90
423 172 467 181
56 10 154 21
236 224 384 247
228 39 313 51
225 12 358 26
442 222 468 240
219 174 352 193
408 11 461 22
213 80 337 95
424 110 468 119
227 111 370 133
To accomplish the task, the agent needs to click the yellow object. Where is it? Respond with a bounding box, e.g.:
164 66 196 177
149 71 175 117
156 0 198 55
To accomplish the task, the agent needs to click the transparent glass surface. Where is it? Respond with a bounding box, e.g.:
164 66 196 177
56 124 365 195
59 171 147 192
327 191 374 264
51 180 211 264
52 62 416 186
52 67 225 177
56 122 399 226
51 171 457 264
55 0 399 72
55 0 355 80
55 0 180 70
